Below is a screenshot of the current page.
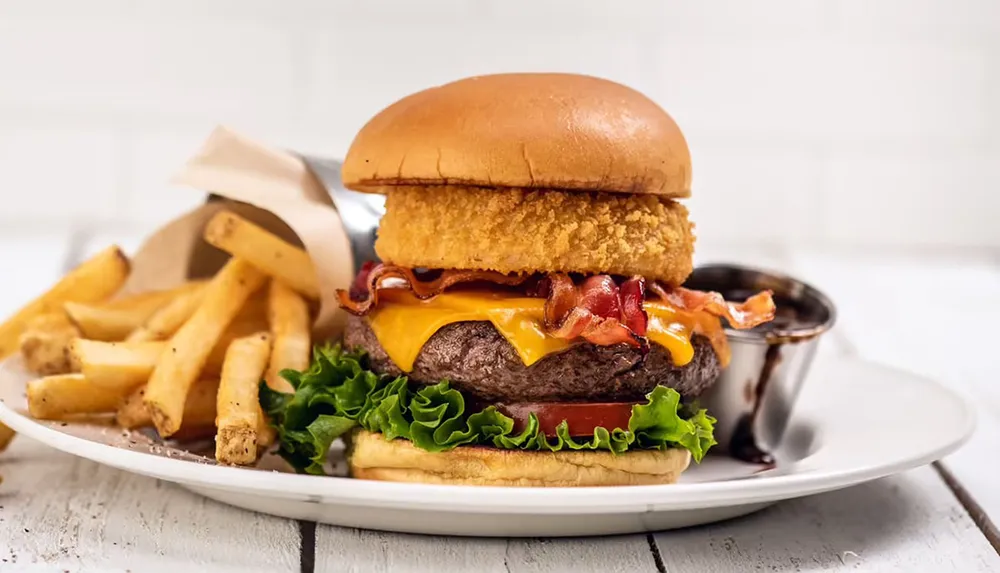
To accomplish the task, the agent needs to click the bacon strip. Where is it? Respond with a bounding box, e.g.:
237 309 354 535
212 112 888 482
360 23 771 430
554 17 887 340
542 274 646 349
619 277 648 336
337 262 529 315
649 283 776 329
338 263 776 356
347 260 378 301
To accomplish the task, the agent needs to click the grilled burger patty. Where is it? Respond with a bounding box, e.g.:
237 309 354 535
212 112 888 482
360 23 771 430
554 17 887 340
344 315 722 403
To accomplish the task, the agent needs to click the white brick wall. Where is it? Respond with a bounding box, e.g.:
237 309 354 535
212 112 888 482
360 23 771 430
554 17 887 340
0 0 996 249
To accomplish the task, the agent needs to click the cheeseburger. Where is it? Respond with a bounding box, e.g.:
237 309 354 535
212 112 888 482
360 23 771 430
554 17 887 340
263 73 775 486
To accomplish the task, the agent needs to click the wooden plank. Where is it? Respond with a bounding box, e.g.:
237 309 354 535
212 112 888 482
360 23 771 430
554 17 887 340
654 467 1000 572
936 462 1000 553
313 528 507 573
0 436 301 572
787 250 1000 524
504 536 658 573
314 527 657 573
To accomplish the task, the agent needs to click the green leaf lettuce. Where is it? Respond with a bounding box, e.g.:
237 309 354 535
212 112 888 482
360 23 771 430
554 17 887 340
261 344 718 475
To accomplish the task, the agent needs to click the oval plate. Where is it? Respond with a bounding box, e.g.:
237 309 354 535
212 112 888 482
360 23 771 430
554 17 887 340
0 355 974 537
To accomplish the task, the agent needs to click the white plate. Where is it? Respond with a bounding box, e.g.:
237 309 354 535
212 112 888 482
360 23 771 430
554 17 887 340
0 355 975 537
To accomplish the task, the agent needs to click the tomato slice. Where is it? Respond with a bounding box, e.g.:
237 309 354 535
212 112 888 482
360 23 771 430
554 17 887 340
495 402 635 438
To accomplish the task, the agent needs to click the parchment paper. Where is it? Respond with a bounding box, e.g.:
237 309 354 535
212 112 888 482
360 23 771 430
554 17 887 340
121 126 356 340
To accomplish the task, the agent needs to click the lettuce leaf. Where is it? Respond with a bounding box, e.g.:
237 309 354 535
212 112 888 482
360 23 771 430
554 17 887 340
261 343 718 475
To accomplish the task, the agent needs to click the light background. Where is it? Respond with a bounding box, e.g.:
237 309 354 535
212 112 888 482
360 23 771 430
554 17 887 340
0 0 997 252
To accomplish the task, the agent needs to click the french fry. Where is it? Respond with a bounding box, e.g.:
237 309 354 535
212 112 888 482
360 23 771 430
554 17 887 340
0 246 129 360
19 313 81 375
70 339 164 392
204 309 270 375
0 423 14 452
126 285 266 346
125 286 207 342
65 281 207 341
26 374 125 420
116 378 220 430
71 308 271 392
114 385 152 428
203 211 320 300
110 281 206 309
265 280 310 393
216 333 271 465
143 257 267 437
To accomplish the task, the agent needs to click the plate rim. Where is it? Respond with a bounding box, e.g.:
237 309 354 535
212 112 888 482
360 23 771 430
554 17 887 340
0 355 976 515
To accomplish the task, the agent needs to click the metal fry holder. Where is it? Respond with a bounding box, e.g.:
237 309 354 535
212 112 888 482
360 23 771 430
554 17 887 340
299 155 385 274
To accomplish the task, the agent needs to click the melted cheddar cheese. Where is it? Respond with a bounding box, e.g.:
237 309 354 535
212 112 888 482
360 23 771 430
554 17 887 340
367 290 728 372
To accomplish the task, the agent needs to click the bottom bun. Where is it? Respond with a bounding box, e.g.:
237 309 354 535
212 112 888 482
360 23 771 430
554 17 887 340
347 430 691 487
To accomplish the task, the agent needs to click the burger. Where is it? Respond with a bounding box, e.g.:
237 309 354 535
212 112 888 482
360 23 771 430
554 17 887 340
261 73 775 486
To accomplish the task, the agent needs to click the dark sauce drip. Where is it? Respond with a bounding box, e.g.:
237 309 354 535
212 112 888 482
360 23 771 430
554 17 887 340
728 343 782 465
730 418 773 465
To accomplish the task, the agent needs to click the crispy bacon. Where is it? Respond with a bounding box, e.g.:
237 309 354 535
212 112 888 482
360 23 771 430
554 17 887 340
619 277 648 336
347 260 378 300
542 274 646 349
338 263 776 356
337 263 529 315
648 283 776 329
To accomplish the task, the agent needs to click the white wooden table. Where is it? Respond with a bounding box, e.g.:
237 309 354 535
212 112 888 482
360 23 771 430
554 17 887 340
2 229 999 572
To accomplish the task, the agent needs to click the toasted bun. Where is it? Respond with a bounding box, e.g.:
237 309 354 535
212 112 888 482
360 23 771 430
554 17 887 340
342 73 691 198
348 430 691 487
376 185 694 285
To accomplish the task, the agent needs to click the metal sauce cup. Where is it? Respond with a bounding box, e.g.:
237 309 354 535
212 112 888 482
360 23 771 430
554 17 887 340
684 264 837 464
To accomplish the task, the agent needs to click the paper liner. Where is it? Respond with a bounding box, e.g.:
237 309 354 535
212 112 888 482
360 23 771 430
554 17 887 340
121 126 356 341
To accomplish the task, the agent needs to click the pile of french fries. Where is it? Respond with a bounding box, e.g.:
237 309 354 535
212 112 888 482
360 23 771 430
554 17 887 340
0 210 321 466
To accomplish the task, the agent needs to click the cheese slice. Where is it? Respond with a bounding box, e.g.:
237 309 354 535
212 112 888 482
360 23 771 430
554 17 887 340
366 289 725 372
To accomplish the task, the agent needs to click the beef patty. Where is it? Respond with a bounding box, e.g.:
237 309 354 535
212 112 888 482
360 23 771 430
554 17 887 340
343 316 722 403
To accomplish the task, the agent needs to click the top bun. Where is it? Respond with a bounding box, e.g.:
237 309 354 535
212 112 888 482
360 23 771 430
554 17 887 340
342 73 692 198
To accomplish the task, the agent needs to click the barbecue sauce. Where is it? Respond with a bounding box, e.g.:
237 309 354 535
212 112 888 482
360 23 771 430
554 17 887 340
729 344 782 464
